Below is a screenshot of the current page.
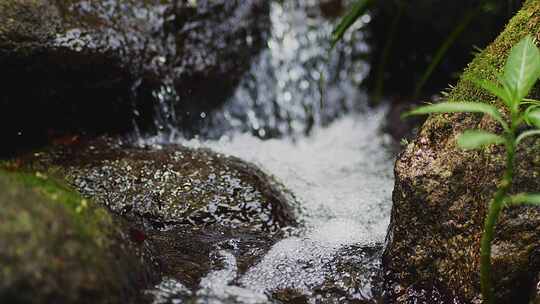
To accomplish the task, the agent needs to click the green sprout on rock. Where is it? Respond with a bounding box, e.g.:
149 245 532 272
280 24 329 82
405 35 540 304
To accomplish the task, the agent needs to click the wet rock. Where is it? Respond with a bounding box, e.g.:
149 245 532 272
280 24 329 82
318 0 345 19
26 138 297 232
147 225 278 291
271 244 384 304
21 137 297 295
0 0 269 155
383 1 540 303
0 169 155 303
167 0 271 128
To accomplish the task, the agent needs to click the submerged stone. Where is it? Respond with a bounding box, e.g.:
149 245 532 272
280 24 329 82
0 169 155 303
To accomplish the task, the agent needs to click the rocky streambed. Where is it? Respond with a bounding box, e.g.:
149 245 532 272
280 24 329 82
2 0 392 303
3 0 540 303
3 107 394 303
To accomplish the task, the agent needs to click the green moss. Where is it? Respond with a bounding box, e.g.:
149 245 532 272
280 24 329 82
387 2 540 302
5 169 113 249
0 168 148 303
447 0 540 105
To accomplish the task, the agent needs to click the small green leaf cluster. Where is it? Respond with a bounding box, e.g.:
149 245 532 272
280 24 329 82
405 35 540 303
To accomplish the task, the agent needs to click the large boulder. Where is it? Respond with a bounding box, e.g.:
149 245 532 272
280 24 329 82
0 169 155 303
383 1 540 303
21 137 298 291
26 138 297 232
0 0 269 155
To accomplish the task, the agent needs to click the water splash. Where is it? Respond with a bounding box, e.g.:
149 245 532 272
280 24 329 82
142 0 391 302
146 106 394 303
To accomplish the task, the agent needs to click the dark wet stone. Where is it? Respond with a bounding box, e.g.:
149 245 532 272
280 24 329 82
147 225 278 290
166 0 270 128
0 0 269 156
318 0 345 19
0 169 156 303
17 136 298 299
271 244 384 304
273 289 310 304
15 136 298 300
25 137 297 233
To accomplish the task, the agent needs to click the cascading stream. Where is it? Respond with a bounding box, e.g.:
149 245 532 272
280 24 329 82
146 108 394 303
144 1 394 303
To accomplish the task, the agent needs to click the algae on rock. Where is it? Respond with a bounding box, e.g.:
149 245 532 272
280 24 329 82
0 169 154 303
384 0 540 303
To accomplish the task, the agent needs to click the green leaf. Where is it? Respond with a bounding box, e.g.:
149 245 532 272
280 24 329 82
471 78 512 108
516 129 540 145
505 193 540 207
457 130 505 150
522 98 540 105
525 108 540 128
502 35 540 105
404 102 508 130
331 0 373 48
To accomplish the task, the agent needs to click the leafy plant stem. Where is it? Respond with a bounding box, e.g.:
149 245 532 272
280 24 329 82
405 35 540 303
480 131 515 304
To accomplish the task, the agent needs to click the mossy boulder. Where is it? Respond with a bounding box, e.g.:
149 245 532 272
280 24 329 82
383 1 540 303
0 169 155 303
0 0 269 155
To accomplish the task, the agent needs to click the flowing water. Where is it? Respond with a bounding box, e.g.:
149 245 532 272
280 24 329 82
146 109 394 304
143 1 395 303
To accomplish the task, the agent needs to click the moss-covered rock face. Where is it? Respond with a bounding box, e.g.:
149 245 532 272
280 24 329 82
383 1 540 303
0 170 154 303
0 0 269 156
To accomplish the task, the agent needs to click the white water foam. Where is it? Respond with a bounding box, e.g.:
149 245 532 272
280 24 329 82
167 107 394 301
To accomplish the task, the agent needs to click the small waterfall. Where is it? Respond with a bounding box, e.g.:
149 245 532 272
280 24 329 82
142 1 394 303
148 0 370 142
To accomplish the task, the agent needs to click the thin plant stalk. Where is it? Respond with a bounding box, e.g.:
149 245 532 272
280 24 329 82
480 132 515 304
373 1 404 104
413 8 477 99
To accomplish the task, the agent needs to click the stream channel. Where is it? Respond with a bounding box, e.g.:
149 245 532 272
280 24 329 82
139 1 395 303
